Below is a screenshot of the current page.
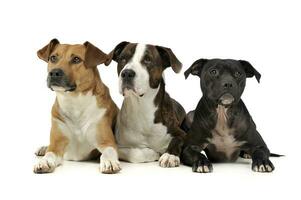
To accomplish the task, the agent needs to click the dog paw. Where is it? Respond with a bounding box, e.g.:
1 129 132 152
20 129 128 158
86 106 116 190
240 151 252 159
100 147 121 174
192 158 213 173
100 156 121 174
35 146 48 156
159 153 180 168
252 158 274 172
33 158 56 174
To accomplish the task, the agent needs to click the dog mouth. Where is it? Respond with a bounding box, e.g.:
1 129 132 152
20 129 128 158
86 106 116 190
218 93 235 106
122 87 144 98
48 75 76 92
49 83 76 92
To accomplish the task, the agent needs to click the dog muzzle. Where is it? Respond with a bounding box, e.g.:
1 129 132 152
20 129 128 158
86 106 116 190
219 93 235 106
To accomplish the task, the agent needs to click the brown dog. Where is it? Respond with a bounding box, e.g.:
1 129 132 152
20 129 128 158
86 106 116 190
33 39 120 174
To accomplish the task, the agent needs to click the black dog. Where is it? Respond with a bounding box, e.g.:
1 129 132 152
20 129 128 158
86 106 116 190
182 58 275 173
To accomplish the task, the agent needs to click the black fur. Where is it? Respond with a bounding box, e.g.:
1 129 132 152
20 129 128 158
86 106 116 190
181 58 276 173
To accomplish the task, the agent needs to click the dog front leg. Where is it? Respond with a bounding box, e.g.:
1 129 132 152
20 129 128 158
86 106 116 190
251 148 274 172
33 120 68 174
159 128 185 168
246 129 274 173
96 120 121 174
182 145 213 173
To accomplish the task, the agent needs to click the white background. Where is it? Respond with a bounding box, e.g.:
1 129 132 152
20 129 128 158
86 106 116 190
0 0 299 199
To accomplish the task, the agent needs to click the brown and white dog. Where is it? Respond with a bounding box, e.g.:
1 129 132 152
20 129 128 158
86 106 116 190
105 42 186 167
34 39 121 174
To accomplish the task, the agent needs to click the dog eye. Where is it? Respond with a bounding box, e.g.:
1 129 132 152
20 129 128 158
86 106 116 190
49 55 58 63
234 71 242 78
143 55 151 64
119 57 127 65
210 69 217 76
71 57 82 64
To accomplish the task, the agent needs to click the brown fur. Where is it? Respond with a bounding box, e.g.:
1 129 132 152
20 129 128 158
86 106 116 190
38 39 119 159
47 103 69 157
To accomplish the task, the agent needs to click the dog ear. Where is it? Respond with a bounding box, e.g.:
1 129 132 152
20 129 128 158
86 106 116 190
37 39 60 62
239 60 261 83
184 59 208 79
105 41 129 66
156 46 182 73
84 41 108 68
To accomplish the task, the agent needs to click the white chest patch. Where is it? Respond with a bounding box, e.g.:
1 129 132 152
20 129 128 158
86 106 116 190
208 105 245 159
55 91 106 161
116 87 171 154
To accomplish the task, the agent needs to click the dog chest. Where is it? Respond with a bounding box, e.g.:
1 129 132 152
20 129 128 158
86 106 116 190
207 105 245 160
116 97 172 153
55 92 106 161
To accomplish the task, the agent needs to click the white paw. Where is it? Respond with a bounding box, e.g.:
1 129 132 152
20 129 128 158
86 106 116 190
33 158 56 173
35 146 47 156
100 147 121 174
159 153 180 168
100 156 121 174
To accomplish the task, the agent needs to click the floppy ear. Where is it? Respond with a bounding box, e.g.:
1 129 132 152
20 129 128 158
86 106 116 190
156 46 182 73
184 59 208 79
239 60 261 83
37 39 60 62
84 41 108 68
105 41 129 66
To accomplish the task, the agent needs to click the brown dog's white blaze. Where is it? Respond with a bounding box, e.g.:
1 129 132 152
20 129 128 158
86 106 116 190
34 39 120 174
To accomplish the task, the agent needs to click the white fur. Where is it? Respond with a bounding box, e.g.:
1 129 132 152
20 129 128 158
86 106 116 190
118 147 160 163
159 153 180 167
116 87 172 157
54 91 107 161
196 165 210 173
100 147 121 173
253 164 273 172
208 105 246 159
35 146 47 156
34 152 62 173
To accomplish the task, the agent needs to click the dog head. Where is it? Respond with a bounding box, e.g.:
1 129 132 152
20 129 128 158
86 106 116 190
105 42 182 97
184 58 261 106
37 39 107 92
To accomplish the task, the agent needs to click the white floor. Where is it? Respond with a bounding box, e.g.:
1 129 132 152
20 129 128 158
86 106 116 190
24 156 295 200
35 156 284 176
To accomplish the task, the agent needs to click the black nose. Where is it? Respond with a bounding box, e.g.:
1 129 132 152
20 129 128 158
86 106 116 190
49 68 64 78
223 82 233 89
121 69 136 80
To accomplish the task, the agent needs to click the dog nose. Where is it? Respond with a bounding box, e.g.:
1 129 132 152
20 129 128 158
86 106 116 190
49 68 64 78
223 82 233 88
121 69 136 80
